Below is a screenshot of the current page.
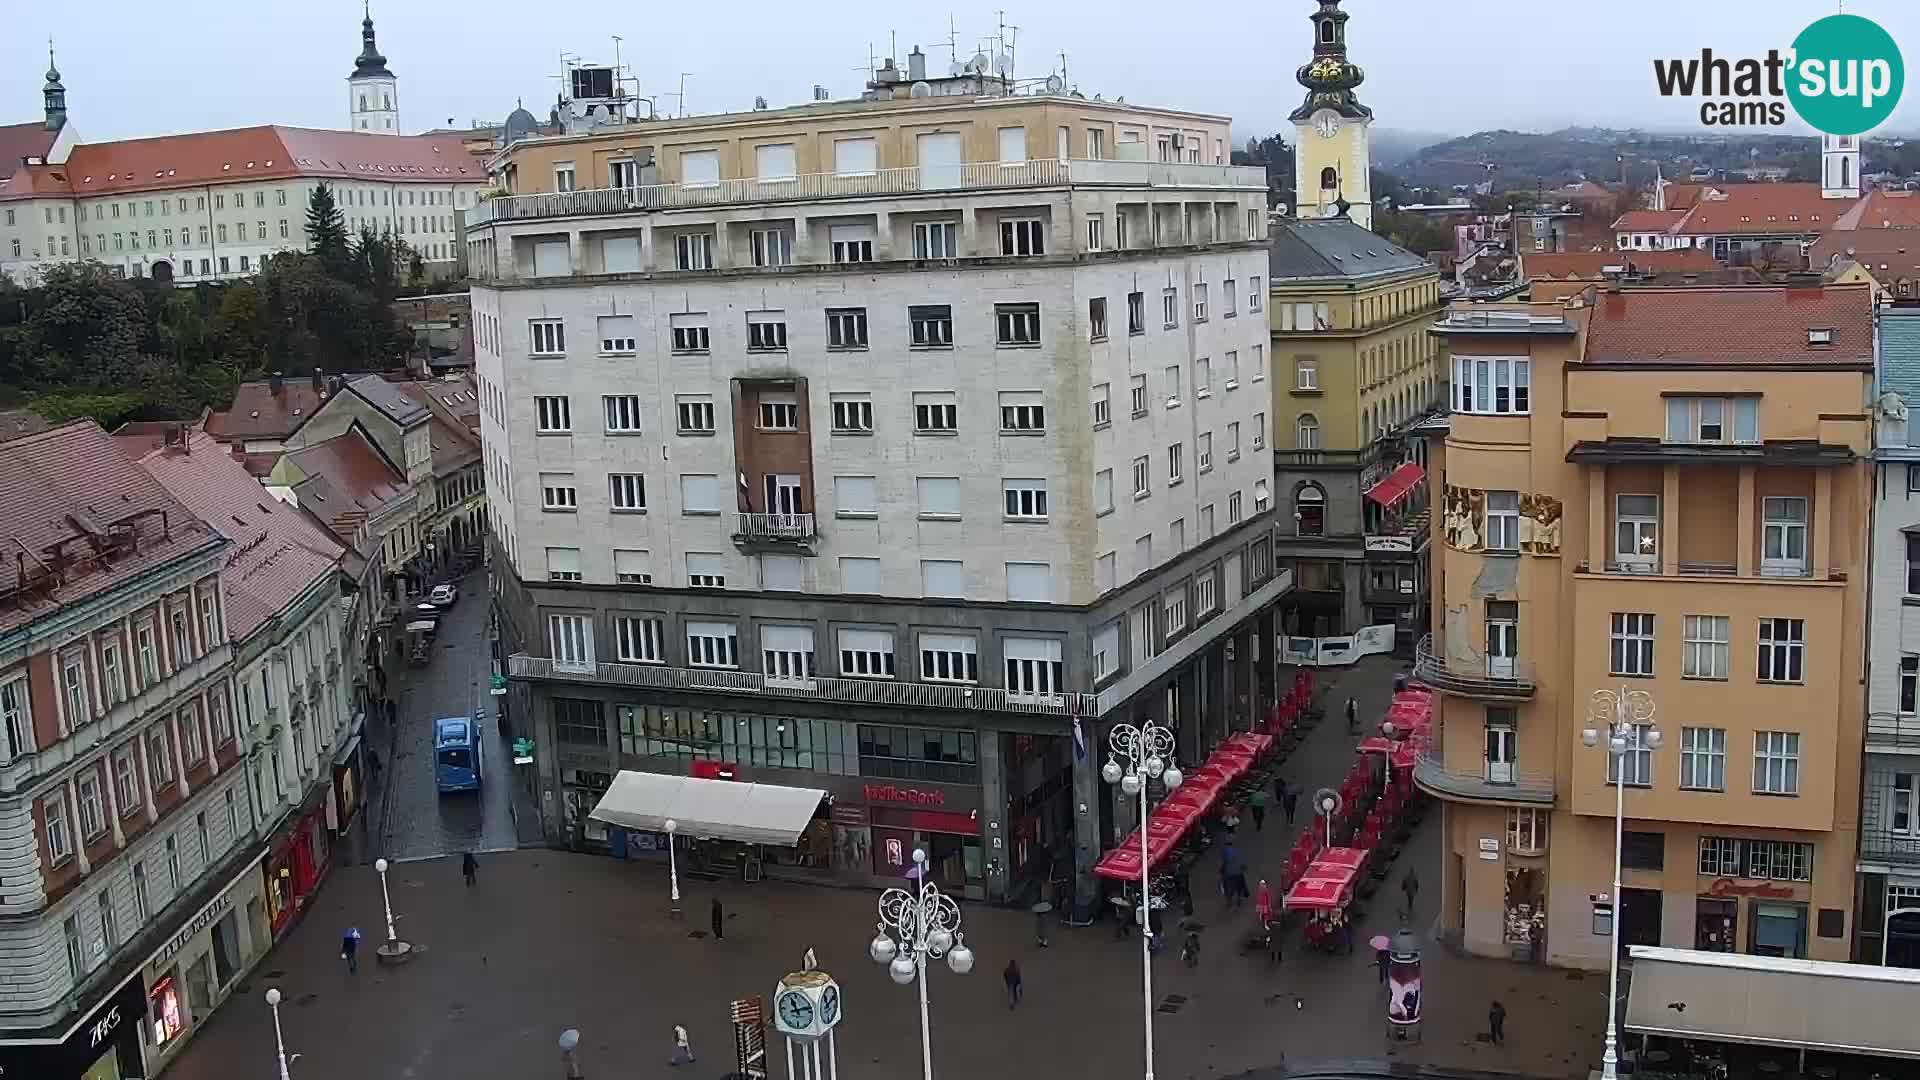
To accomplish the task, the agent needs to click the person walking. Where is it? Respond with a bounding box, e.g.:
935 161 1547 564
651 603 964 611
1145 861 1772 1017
1401 868 1420 921
462 851 478 887
341 927 361 974
1281 786 1299 826
1376 943 1390 984
1003 959 1024 1010
1255 879 1273 929
710 897 725 941
1346 696 1359 735
670 1023 695 1066
1248 787 1269 832
1488 1000 1507 1046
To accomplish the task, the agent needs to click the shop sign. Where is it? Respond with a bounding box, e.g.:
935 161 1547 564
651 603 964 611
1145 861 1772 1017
829 804 870 827
862 784 946 807
153 894 233 969
1706 877 1796 899
1365 535 1415 553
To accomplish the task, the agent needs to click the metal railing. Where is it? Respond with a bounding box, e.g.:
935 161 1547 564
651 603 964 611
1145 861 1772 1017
1412 750 1556 805
1868 712 1920 748
1677 561 1737 576
510 654 1096 718
1860 832 1920 868
733 512 817 543
1413 633 1536 698
469 159 1267 226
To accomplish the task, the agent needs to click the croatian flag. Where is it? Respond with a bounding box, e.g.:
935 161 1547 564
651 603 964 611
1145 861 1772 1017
1072 711 1087 761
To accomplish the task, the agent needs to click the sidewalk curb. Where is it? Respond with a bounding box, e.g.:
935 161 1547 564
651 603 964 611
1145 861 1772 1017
1241 1058 1588 1080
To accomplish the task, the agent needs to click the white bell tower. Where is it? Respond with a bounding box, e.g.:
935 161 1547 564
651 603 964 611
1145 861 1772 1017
1822 133 1859 200
348 4 399 134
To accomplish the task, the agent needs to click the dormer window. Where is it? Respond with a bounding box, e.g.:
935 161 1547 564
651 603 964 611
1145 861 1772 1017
1807 327 1834 347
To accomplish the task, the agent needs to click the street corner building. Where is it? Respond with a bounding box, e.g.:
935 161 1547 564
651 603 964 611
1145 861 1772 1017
1415 282 1874 970
474 60 1299 910
0 419 368 1080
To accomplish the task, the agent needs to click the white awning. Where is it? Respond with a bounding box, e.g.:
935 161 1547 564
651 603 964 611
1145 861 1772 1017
1625 945 1920 1059
404 619 437 632
587 770 826 848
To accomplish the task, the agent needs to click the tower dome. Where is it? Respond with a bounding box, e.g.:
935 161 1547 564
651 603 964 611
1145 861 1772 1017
1288 0 1372 124
347 4 400 134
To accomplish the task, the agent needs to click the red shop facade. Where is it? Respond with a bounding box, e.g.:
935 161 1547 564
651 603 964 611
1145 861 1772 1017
828 778 986 900
262 789 334 939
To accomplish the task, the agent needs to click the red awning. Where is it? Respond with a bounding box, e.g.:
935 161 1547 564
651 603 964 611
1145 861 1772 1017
1153 799 1205 834
1283 876 1351 911
1160 786 1214 818
1355 736 1396 755
1314 846 1371 872
1093 826 1182 880
1365 462 1426 508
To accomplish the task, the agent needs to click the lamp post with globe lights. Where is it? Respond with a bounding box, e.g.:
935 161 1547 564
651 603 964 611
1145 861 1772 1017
265 988 297 1080
665 818 682 914
868 848 974 1080
1584 684 1660 1080
1100 720 1182 1080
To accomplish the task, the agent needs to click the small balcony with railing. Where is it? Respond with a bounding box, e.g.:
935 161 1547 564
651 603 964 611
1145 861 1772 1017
1869 712 1920 751
732 512 817 552
1413 633 1536 700
1412 747 1556 805
1861 765 1920 870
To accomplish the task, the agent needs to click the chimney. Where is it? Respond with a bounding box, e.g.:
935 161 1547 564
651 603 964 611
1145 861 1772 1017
812 85 830 102
312 367 325 393
908 47 927 82
269 371 285 396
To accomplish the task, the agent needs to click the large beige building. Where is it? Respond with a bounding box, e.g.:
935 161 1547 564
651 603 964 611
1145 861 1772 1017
1417 283 1873 967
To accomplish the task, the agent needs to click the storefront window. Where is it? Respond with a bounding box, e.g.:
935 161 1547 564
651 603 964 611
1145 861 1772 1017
1695 898 1737 952
857 724 979 784
1749 900 1808 958
614 705 860 775
149 975 185 1045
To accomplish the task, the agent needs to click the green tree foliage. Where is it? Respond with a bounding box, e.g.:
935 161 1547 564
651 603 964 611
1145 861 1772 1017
305 181 352 276
1234 134 1295 209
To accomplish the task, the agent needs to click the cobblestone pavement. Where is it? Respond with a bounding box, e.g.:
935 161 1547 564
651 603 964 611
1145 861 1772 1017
375 569 518 864
165 657 1600 1080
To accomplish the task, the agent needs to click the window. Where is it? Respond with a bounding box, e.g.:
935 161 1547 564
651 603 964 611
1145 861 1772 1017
535 396 572 432
761 625 817 684
148 725 175 786
1195 358 1212 398
0 678 30 763
547 613 593 672
996 303 1041 346
750 228 792 267
1294 414 1319 451
547 547 582 582
674 232 713 271
1222 278 1237 318
1167 443 1184 485
1757 618 1805 683
1295 357 1319 391
840 557 881 593
686 622 739 668
741 311 788 352
1127 292 1145 335
910 305 953 347
833 136 878 176
603 394 643 433
1614 494 1660 568
182 707 204 764
917 476 962 518
1896 774 1920 835
115 751 139 817
1192 283 1210 324
198 592 219 648
1452 356 1531 415
1000 218 1045 256
835 475 878 518
920 560 965 598
1486 491 1520 552
1296 484 1325 536
831 394 874 433
920 634 979 683
1610 612 1656 676
1698 837 1811 881
839 629 896 679
676 396 715 434
914 220 958 259
1164 587 1189 636
1165 365 1183 407
1006 562 1053 603
1607 723 1654 786
1761 497 1809 577
1507 809 1548 856
608 473 648 512
61 653 88 729
1130 375 1149 417
1088 129 1107 159
829 223 875 264
1000 391 1044 433
1162 287 1179 328
1666 396 1759 444
1253 413 1266 451
1132 456 1152 498
754 142 797 181
678 474 721 516
1086 214 1105 251
1095 470 1114 515
44 791 72 865
1680 726 1727 791
686 553 727 589
1086 297 1109 342
662 314 710 355
540 473 578 511
758 396 799 431
63 915 84 980
1004 638 1064 699
1904 655 1919 714
1195 570 1218 615
1753 731 1801 794
1683 615 1730 680
1254 480 1271 512
529 319 565 356
553 162 577 191
1197 433 1214 473
914 392 958 433
827 308 868 350
1004 479 1048 520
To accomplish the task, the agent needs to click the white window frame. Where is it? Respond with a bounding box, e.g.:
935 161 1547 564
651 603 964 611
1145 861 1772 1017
1757 617 1805 684
827 308 868 350
1131 456 1151 498
1000 392 1044 433
540 474 578 512
685 622 739 668
597 315 636 355
1485 490 1520 552
747 312 788 352
674 232 714 271
1609 612 1655 676
546 547 583 582
1296 358 1318 391
758 397 799 431
603 394 643 434
529 319 565 356
914 393 958 434
1000 218 1045 257
1003 637 1064 701
831 394 874 434
1682 615 1730 680
44 791 71 865
761 625 817 686
1452 356 1531 416
1666 396 1759 445
1003 479 1049 521
1761 497 1809 577
535 395 572 433
1606 722 1654 786
913 220 959 260
1753 730 1801 795
1679 726 1727 791
669 315 711 354
608 473 648 513
750 228 793 268
548 613 594 672
613 550 653 586
0 678 30 763
919 634 979 684
1613 494 1660 570
995 304 1041 347
675 396 715 434
686 553 727 589
838 629 896 680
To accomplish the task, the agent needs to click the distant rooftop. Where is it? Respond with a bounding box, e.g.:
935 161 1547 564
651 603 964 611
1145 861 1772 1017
1266 217 1430 281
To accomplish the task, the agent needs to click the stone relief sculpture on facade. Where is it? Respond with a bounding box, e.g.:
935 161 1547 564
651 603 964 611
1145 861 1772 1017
1441 604 1484 670
1518 493 1563 556
1443 484 1484 552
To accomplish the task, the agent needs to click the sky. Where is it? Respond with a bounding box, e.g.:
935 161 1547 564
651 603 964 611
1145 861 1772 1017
7 1 1920 145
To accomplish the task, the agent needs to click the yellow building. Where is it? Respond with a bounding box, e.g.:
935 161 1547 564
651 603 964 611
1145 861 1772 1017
1418 283 1873 968
1267 217 1444 642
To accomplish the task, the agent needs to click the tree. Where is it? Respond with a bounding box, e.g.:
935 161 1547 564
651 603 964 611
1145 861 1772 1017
305 182 352 275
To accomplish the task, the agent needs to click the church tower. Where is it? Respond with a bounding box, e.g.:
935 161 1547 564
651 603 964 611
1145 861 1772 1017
42 45 67 132
348 4 399 134
1289 0 1372 229
1821 133 1860 200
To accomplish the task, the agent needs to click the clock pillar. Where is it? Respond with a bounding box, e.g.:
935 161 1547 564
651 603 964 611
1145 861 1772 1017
1288 0 1373 230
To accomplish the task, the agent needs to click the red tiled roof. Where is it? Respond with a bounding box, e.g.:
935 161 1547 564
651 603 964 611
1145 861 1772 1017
1832 190 1920 231
1611 209 1687 233
1674 183 1859 236
1524 249 1715 280
0 126 481 202
0 420 220 635
1809 229 1920 286
125 430 342 642
281 427 407 542
0 121 57 186
1584 285 1874 366
1661 184 1707 211
205 376 347 443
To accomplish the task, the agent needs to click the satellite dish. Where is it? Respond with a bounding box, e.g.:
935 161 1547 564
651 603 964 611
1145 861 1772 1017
949 61 964 77
1044 74 1064 94
970 52 990 73
909 81 932 98
994 52 1014 78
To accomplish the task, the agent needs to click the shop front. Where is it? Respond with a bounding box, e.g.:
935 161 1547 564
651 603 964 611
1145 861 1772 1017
263 792 334 940
139 862 266 1073
0 971 148 1080
330 717 368 835
838 778 985 899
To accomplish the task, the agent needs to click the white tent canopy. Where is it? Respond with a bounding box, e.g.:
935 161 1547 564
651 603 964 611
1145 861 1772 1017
587 770 827 848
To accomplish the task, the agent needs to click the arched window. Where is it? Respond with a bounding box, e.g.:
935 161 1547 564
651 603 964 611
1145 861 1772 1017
359 94 367 111
1295 483 1326 537
1319 166 1337 191
1319 19 1334 43
384 93 392 110
1841 156 1851 189
1297 412 1321 450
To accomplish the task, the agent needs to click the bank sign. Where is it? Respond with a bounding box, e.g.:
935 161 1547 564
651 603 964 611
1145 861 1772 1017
1653 13 1904 134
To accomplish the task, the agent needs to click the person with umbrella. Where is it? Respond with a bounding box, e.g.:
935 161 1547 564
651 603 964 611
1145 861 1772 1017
1370 934 1392 984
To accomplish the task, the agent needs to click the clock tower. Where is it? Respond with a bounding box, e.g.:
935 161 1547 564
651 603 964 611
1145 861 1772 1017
1290 0 1373 229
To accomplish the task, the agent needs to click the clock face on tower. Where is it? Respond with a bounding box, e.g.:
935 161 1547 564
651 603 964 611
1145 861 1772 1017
777 990 815 1030
820 984 840 1026
1313 110 1342 139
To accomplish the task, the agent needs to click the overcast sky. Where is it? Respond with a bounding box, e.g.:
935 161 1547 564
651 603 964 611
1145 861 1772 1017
8 1 1919 144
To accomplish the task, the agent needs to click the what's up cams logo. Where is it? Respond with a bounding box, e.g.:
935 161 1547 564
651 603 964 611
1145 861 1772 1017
1653 13 1904 134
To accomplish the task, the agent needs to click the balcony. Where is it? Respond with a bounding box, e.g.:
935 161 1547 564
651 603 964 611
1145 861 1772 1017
1413 633 1536 700
469 159 1267 227
732 512 817 553
1869 713 1920 750
510 654 1096 718
1860 832 1920 871
1412 749 1555 805
1273 447 1384 472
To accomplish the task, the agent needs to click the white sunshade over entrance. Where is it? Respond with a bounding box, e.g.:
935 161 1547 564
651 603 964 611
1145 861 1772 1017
587 770 827 848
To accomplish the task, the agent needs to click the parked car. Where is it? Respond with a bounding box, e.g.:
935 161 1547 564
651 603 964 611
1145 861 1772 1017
429 584 459 609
